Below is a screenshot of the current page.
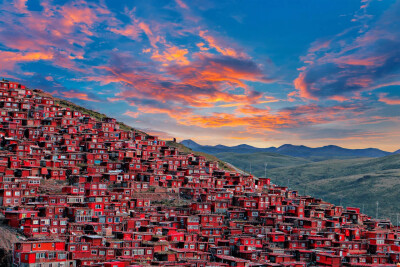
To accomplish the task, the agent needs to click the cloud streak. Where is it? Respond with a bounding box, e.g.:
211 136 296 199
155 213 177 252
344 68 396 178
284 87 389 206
294 1 400 101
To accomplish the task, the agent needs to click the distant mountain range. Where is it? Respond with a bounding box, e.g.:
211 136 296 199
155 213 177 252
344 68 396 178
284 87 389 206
181 139 398 161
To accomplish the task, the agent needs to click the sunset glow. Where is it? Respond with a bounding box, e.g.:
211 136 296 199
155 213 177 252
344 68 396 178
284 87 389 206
1 0 399 150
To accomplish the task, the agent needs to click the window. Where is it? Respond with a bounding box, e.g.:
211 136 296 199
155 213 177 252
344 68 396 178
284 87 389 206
36 252 46 259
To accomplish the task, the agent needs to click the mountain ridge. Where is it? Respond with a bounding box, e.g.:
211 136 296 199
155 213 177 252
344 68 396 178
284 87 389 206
181 139 397 160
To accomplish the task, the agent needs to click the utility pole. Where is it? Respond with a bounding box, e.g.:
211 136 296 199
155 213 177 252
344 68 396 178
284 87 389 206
264 162 268 177
376 201 379 219
249 162 252 175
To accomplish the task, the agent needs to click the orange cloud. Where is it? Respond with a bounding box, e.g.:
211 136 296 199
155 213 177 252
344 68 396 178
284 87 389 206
329 95 349 102
0 51 54 70
196 42 209 51
151 46 190 65
199 31 241 58
169 104 366 133
293 72 318 100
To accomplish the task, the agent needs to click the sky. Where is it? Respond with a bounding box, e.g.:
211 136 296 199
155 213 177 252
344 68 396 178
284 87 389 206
0 0 399 151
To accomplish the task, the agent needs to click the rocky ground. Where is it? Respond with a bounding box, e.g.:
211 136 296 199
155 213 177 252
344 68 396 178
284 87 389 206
0 224 26 266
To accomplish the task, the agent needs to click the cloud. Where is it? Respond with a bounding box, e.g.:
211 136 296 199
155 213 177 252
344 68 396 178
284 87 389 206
173 103 368 132
167 53 274 93
0 0 111 72
123 110 140 118
199 30 243 57
0 51 54 71
89 52 274 110
110 24 141 39
294 1 400 101
175 0 189 9
13 0 28 13
52 89 100 102
378 93 400 105
151 46 190 65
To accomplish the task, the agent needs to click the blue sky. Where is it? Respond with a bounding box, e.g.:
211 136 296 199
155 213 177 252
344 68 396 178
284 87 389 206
0 0 399 150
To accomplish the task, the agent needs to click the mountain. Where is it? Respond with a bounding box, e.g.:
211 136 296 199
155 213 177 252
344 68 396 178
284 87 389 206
180 139 394 161
265 154 400 222
180 139 267 154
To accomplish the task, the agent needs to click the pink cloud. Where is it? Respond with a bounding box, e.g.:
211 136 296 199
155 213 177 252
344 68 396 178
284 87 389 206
53 90 100 102
123 110 140 118
378 93 400 105
175 0 189 9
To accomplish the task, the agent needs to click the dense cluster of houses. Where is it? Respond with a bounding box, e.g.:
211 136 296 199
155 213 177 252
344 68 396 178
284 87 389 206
0 80 399 267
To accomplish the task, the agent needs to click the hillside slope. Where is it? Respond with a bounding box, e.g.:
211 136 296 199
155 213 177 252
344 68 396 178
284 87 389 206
166 141 235 172
265 154 400 222
214 152 311 175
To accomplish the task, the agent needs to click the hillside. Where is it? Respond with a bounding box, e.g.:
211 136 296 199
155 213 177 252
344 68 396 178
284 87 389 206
36 90 145 134
166 141 235 172
1 80 400 266
181 139 396 161
37 91 231 172
214 152 311 174
265 154 400 222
